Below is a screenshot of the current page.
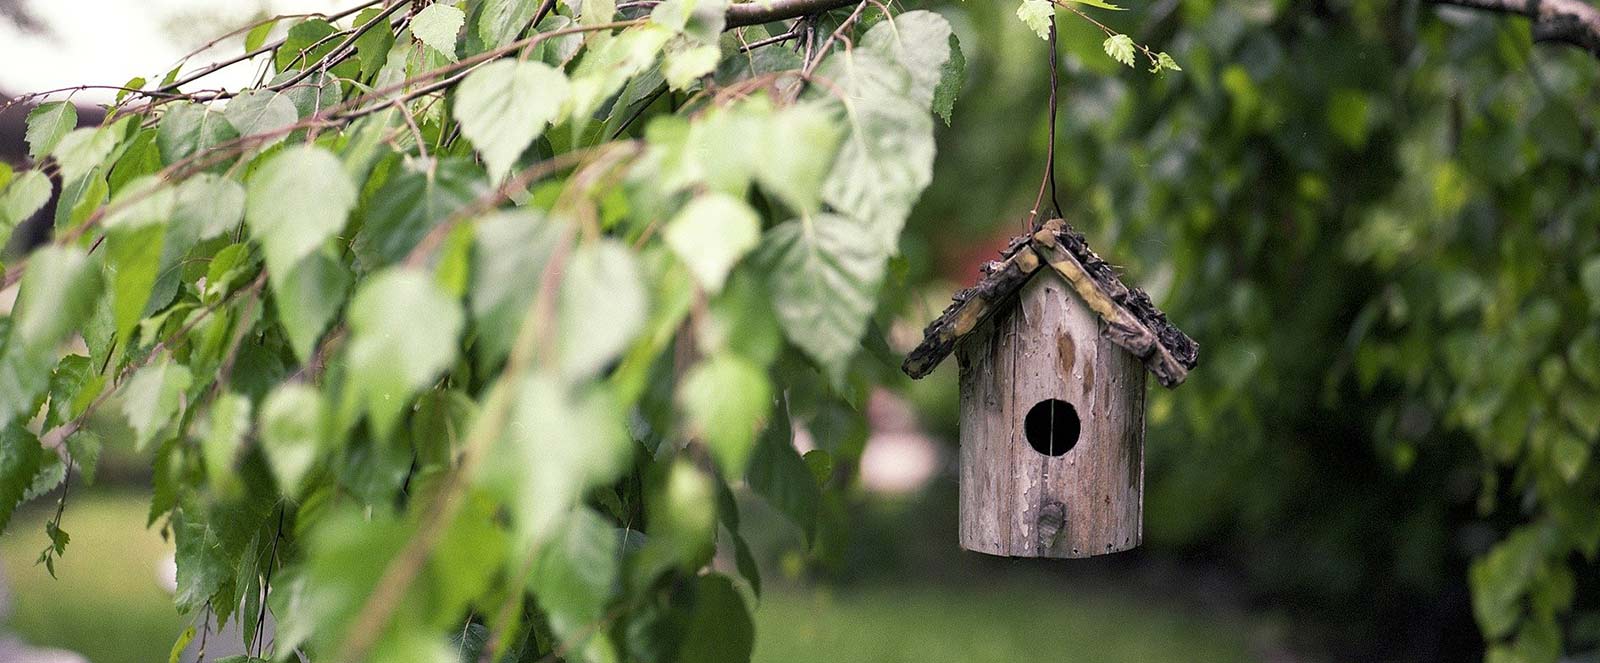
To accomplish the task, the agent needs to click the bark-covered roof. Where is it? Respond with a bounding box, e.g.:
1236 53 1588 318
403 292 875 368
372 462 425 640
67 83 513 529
901 219 1198 388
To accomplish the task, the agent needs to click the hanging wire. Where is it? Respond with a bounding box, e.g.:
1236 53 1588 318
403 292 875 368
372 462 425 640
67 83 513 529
1028 14 1066 231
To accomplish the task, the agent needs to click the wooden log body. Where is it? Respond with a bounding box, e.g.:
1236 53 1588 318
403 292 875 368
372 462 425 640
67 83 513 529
955 272 1146 558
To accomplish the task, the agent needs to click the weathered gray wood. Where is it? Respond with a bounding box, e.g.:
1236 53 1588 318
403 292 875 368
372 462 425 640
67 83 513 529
902 220 1197 388
956 271 1145 558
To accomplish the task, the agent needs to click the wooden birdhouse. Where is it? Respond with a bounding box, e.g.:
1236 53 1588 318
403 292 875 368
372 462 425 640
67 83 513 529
902 219 1198 559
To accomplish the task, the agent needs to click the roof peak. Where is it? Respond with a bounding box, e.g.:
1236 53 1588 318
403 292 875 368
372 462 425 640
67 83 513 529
901 219 1198 388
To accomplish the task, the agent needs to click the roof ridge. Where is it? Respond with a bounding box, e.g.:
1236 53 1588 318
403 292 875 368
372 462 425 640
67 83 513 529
901 219 1198 387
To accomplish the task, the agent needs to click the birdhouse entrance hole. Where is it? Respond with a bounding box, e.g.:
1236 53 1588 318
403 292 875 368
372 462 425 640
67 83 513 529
1023 399 1080 457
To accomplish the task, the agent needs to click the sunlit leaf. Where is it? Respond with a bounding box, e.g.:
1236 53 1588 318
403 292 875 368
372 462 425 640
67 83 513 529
344 268 464 440
51 127 117 184
558 240 647 378
759 215 885 380
224 89 299 141
453 59 569 181
663 192 759 294
244 146 357 279
260 383 328 495
25 101 77 161
679 353 771 475
120 361 193 452
412 3 466 61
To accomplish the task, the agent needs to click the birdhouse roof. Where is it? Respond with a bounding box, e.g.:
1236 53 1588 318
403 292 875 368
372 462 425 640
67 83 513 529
902 219 1199 388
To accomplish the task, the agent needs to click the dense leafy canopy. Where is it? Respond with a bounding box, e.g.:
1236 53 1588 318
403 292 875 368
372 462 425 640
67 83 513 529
0 0 967 661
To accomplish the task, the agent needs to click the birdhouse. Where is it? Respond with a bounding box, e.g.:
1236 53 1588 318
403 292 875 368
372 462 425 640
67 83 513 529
902 219 1198 559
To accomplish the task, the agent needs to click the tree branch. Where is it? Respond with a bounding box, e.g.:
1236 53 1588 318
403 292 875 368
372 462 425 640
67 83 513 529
726 0 861 28
1434 0 1600 55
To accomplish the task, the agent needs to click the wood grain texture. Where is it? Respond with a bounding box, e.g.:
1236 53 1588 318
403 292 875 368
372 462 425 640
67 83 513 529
957 272 1145 558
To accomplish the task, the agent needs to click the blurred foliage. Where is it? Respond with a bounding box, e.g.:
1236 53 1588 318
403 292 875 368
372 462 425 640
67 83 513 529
895 0 1600 659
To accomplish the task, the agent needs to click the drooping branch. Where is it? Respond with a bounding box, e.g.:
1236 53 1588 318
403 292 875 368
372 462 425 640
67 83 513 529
1434 0 1600 56
726 0 863 27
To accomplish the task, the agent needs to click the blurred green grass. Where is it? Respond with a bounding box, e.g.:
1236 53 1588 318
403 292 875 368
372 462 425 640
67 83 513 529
0 492 187 663
2 493 1257 663
753 584 1256 663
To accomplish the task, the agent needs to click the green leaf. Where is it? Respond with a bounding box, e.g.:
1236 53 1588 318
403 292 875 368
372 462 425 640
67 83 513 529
469 210 561 369
44 356 93 430
201 392 252 491
344 268 464 440
559 240 648 378
176 172 246 240
756 103 843 215
759 216 885 380
168 626 196 663
352 8 395 78
663 193 760 294
1154 51 1182 72
64 431 101 486
1570 327 1600 387
653 99 769 197
679 353 771 476
0 424 44 534
412 3 466 61
644 460 716 571
103 174 176 229
22 455 66 502
453 59 569 181
10 246 103 352
104 222 166 344
1582 256 1600 310
260 383 328 495
245 18 277 52
25 101 77 161
860 11 954 110
1470 526 1549 640
566 24 672 134
663 43 719 90
275 18 338 71
677 574 754 663
2 171 53 232
1016 0 1054 40
746 403 819 538
107 129 163 193
1067 0 1126 8
116 77 147 105
224 89 299 141
803 448 833 485
272 509 409 652
817 52 935 252
119 361 193 452
1103 34 1136 67
157 102 238 166
487 374 632 542
173 501 231 612
53 170 105 236
244 145 357 279
650 0 728 39
430 493 507 623
1551 428 1590 483
702 269 783 367
272 248 352 364
51 127 117 184
479 0 539 49
275 69 342 117
353 157 486 268
932 33 965 125
529 509 621 660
